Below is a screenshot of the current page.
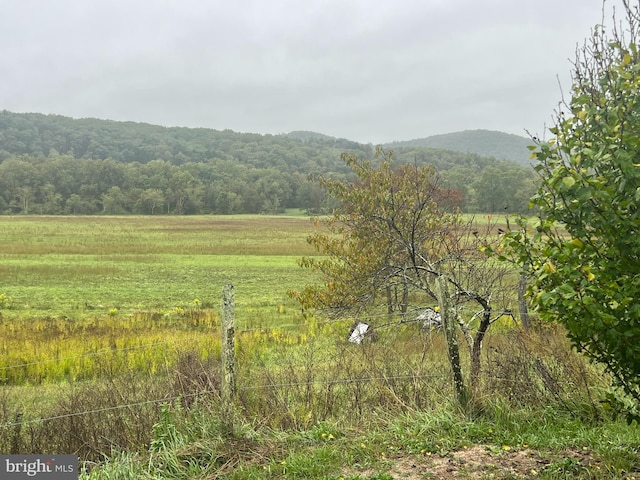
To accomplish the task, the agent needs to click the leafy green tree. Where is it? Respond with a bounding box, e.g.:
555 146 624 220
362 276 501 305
38 183 63 214
473 163 536 214
102 186 127 214
65 194 82 214
0 194 8 214
503 2 640 410
39 154 79 198
295 178 330 215
16 186 34 214
294 149 513 394
65 193 96 215
140 159 172 190
139 188 165 215
0 158 37 212
440 165 474 210
168 170 200 214
255 169 292 214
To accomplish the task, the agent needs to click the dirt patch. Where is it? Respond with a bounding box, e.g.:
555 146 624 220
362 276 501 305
391 446 545 479
347 445 613 479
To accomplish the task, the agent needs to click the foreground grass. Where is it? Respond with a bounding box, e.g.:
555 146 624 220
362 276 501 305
80 402 640 480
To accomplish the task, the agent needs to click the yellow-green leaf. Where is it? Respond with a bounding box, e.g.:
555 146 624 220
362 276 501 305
570 238 584 248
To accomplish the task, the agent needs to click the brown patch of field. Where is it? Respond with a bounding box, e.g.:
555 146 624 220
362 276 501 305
347 446 612 479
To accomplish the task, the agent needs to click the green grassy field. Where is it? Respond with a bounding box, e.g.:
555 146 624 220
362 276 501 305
0 215 325 385
1 215 639 479
0 215 318 320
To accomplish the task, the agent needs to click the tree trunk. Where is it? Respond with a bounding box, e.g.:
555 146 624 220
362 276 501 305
470 308 491 392
436 276 468 406
401 282 408 313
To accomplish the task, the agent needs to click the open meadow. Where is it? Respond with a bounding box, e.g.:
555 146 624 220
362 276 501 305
0 214 639 479
0 214 318 318
0 214 324 383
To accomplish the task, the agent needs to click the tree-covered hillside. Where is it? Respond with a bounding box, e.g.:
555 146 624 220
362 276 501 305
0 111 536 215
387 129 533 166
0 111 370 172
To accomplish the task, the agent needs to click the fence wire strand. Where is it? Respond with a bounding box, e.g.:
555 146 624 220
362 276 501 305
0 372 455 429
0 313 561 432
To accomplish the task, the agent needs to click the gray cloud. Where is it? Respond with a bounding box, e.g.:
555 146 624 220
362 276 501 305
0 0 616 143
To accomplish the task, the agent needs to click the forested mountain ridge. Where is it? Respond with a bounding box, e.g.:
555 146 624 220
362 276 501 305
0 110 537 215
0 110 371 172
386 129 533 166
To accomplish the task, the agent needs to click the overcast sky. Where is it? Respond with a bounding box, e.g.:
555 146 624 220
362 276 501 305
0 0 621 144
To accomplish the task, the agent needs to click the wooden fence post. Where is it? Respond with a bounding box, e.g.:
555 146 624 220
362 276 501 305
221 283 236 435
10 410 22 454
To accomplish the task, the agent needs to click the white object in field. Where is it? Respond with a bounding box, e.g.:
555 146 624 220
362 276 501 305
417 307 442 328
348 322 370 344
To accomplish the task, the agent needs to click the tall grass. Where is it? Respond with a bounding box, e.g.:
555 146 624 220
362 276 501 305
0 310 220 384
1 323 622 462
1 215 638 479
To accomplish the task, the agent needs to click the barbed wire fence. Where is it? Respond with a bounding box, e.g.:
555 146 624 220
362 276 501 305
0 285 603 459
0 325 585 419
0 301 449 426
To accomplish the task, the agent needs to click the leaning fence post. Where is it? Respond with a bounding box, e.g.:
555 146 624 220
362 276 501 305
221 283 236 435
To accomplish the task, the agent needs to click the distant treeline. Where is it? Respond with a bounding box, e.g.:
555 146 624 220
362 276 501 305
0 111 537 215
